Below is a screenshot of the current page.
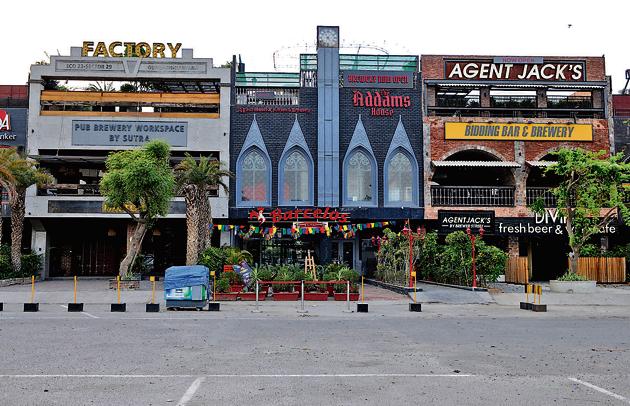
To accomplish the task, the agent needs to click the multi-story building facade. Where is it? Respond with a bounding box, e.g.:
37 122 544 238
421 55 615 280
229 27 422 273
26 43 230 278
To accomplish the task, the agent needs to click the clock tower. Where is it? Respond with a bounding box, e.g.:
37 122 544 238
316 26 340 206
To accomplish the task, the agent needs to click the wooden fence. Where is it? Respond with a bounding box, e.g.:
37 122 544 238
574 257 627 283
505 257 529 284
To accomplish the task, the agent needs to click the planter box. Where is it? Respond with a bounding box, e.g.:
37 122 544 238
145 303 160 312
216 293 239 301
303 292 329 301
272 292 299 301
334 292 360 301
549 280 597 293
108 279 140 290
223 265 234 273
239 292 267 301
230 284 244 293
327 285 334 297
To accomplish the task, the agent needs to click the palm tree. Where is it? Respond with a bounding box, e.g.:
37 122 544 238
1 151 52 272
0 149 18 246
175 154 232 265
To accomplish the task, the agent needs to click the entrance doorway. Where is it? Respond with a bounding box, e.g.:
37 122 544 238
530 237 569 281
330 240 356 269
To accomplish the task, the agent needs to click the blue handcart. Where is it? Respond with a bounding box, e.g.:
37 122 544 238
164 265 210 310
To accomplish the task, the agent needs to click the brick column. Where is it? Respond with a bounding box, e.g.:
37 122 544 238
508 236 519 258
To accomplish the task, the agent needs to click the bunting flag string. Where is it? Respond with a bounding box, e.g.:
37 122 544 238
212 221 395 239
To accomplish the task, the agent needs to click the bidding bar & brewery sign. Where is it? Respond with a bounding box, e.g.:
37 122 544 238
445 122 593 142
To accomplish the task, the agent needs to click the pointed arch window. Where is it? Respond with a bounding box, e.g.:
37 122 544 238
346 149 375 204
281 149 311 204
239 148 270 204
386 150 414 204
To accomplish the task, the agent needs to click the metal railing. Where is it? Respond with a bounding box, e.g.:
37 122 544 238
426 106 604 119
526 187 557 207
436 96 480 108
546 96 592 109
490 96 537 108
431 186 515 207
235 87 300 105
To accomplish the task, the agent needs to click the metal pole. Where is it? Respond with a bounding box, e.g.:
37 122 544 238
346 280 350 311
252 280 262 313
297 280 307 313
74 276 77 304
31 275 35 303
472 236 477 290
408 234 414 287
117 275 121 304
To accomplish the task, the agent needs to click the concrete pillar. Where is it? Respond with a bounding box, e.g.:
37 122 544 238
479 86 491 108
512 167 528 208
30 220 49 280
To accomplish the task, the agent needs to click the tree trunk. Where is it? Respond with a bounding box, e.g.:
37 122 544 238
197 190 211 256
0 213 3 246
184 185 200 266
10 189 26 274
569 247 579 274
119 221 148 278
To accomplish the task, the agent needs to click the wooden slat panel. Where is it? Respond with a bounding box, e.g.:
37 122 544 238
575 257 626 283
40 111 219 119
505 257 529 284
41 91 220 105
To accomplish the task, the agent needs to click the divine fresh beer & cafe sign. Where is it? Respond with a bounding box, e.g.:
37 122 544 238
445 122 593 142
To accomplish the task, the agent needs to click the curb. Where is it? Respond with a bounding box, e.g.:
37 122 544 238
364 279 422 296
418 280 488 292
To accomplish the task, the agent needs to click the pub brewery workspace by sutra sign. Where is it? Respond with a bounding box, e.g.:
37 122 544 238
72 120 187 147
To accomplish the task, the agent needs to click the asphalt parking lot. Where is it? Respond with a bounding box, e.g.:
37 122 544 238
1 300 630 405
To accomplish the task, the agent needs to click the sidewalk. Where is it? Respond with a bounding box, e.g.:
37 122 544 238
0 279 406 304
490 283 630 306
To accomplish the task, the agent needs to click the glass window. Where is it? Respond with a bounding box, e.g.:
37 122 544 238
240 149 268 202
346 150 373 202
283 150 309 203
387 152 413 203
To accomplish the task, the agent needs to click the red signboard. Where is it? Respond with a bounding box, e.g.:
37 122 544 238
0 110 10 131
352 90 411 117
248 207 350 224
444 60 585 81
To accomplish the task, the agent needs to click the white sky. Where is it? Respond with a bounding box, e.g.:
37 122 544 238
3 0 629 91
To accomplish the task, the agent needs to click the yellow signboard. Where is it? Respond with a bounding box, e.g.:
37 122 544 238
445 122 593 142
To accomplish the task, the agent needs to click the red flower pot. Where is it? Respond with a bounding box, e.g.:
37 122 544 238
272 292 300 301
230 284 244 293
303 292 329 301
216 293 239 301
327 285 334 297
334 293 360 301
223 265 234 273
239 292 267 301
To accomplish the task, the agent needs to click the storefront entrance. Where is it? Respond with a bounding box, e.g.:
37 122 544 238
530 237 569 281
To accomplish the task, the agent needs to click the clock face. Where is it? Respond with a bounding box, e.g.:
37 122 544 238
318 27 339 48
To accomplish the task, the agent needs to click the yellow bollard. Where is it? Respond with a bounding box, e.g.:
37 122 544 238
73 276 77 304
210 271 216 302
361 275 365 302
411 271 417 303
31 275 35 303
150 276 155 304
117 275 121 304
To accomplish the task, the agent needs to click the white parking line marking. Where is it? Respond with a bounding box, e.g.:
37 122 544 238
568 377 630 404
59 304 99 318
0 373 473 378
177 377 205 406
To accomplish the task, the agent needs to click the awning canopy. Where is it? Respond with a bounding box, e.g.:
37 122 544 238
526 160 556 167
431 160 521 168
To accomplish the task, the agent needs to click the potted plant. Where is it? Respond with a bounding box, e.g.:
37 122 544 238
302 273 329 301
239 265 270 301
272 267 299 301
223 247 254 273
225 271 244 293
332 267 360 301
550 270 597 293
215 275 239 301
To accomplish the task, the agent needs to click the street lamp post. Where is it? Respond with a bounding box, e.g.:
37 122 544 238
403 222 427 288
466 226 485 290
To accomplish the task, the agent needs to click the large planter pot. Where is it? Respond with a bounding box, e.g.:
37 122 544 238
334 292 360 301
273 292 300 301
230 284 244 293
216 293 239 301
223 265 234 273
327 285 334 297
549 280 597 293
239 292 267 301
303 292 329 301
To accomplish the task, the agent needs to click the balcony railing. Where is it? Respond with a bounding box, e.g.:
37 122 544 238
436 96 480 108
546 96 592 109
526 187 557 207
38 184 101 196
431 186 515 207
490 96 537 108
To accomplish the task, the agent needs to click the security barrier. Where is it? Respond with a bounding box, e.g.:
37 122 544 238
520 284 547 312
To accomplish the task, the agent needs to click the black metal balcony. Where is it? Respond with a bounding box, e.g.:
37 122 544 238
431 186 515 207
526 187 557 207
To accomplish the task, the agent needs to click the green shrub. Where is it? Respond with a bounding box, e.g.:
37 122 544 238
273 266 295 292
198 246 226 274
557 271 588 281
216 275 231 293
